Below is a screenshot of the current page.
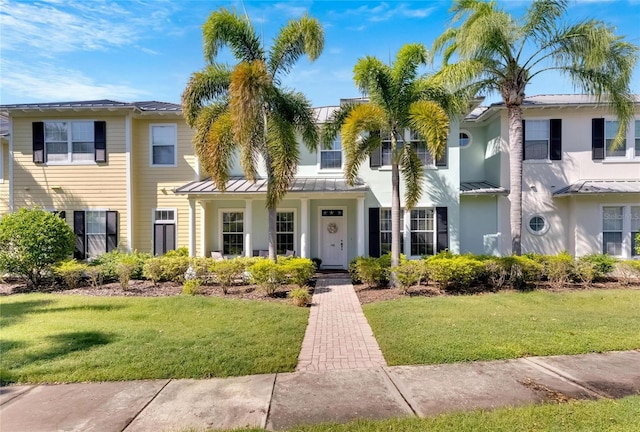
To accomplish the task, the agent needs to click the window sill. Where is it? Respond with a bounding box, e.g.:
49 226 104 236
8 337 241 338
42 161 98 166
378 165 438 171
150 164 178 168
523 159 552 164
602 158 640 164
318 168 344 174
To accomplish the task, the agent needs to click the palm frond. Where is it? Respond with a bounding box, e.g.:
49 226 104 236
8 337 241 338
320 104 358 148
203 7 264 63
269 89 319 151
400 144 425 210
268 14 324 79
265 114 299 208
522 0 567 43
408 101 450 161
229 60 272 146
181 64 232 126
353 56 394 109
192 106 236 191
391 43 428 90
341 104 387 184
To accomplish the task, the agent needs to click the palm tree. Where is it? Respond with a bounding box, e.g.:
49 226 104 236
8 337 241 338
181 8 324 261
323 43 465 277
433 0 638 255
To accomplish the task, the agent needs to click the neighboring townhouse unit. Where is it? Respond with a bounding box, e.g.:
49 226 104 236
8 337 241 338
1 95 638 267
459 95 640 259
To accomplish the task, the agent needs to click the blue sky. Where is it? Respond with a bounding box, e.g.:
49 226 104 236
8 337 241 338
1 0 639 107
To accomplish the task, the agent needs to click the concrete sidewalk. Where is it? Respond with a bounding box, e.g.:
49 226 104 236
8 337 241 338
2 350 639 431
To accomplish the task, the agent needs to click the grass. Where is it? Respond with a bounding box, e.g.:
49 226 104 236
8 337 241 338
201 396 640 431
0 293 309 384
363 289 640 365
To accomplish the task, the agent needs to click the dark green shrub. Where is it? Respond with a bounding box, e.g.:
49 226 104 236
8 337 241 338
425 255 485 293
55 259 88 289
282 258 315 288
394 260 426 294
349 258 361 284
578 254 617 280
210 259 244 294
0 208 75 287
248 259 287 296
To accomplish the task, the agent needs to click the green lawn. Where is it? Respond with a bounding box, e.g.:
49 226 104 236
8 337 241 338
213 396 640 431
363 289 640 365
0 293 309 384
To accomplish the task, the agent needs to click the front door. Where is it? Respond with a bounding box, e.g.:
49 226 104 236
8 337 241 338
319 208 346 268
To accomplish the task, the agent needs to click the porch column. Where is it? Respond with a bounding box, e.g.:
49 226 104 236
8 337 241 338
188 199 196 257
300 198 309 258
245 199 252 257
403 209 411 257
357 196 365 256
199 201 206 257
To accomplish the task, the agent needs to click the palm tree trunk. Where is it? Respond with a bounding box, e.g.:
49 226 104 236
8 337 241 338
268 205 277 262
391 143 401 287
507 104 524 256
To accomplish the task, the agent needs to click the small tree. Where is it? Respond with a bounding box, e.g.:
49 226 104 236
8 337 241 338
0 208 75 287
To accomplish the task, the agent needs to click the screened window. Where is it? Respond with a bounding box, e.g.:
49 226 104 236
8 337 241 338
45 121 94 163
410 130 433 165
410 209 434 256
380 208 404 255
276 211 295 254
605 120 627 157
524 120 549 160
151 124 177 166
222 211 244 255
381 133 394 166
632 206 640 257
320 136 342 169
602 206 623 255
86 210 106 258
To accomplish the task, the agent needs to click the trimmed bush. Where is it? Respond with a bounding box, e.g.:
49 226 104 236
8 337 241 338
164 247 189 258
142 259 164 285
159 256 191 283
349 258 361 284
289 287 311 307
91 250 151 281
394 260 426 294
116 257 138 290
210 259 244 294
0 208 75 287
499 256 544 291
282 258 315 288
578 254 617 280
182 278 202 295
542 252 574 288
55 259 88 289
425 254 485 293
355 257 385 287
248 259 287 296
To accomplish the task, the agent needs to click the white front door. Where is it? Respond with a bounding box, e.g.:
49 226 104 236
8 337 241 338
319 208 346 268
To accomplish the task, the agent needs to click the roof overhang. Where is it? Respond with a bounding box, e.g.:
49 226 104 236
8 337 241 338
553 180 640 197
460 181 508 196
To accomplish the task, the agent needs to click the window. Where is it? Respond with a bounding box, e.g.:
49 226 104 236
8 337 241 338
527 215 549 235
73 210 118 259
632 206 640 257
524 120 549 160
603 206 623 255
86 211 106 258
380 208 405 255
635 120 640 156
459 131 472 149
276 211 295 254
320 136 342 169
0 141 4 182
150 124 177 166
44 121 94 163
381 132 394 166
222 211 243 255
605 120 627 157
153 209 176 256
410 130 433 165
410 209 435 256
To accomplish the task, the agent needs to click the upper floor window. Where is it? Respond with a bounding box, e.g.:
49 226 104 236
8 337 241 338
410 130 434 165
524 120 549 160
605 120 627 157
381 132 394 166
320 136 342 170
45 121 94 163
593 118 638 160
150 124 177 166
635 120 640 156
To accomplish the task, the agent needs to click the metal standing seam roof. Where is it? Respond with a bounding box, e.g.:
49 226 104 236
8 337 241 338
460 181 509 195
175 177 369 195
553 180 640 196
0 100 181 112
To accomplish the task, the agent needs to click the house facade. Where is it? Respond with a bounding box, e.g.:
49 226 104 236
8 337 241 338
1 95 638 267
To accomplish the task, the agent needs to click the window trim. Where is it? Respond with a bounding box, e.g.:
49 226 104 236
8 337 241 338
42 119 97 165
459 130 472 149
600 204 638 258
378 129 437 170
523 118 550 161
526 214 549 236
149 123 178 167
218 208 245 256
409 207 436 257
601 117 639 161
318 136 343 172
152 208 177 255
276 208 297 255
379 207 403 256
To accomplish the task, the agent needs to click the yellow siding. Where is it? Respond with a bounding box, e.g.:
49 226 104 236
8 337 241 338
131 117 200 255
10 114 129 248
0 140 9 216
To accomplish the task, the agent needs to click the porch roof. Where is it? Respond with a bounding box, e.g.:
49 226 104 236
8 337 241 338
175 176 369 195
553 180 640 196
460 181 508 195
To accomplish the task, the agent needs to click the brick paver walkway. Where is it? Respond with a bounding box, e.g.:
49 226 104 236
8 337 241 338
296 277 387 371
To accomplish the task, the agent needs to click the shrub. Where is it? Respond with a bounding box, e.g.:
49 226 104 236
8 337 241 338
355 257 385 287
282 258 315 288
55 259 88 289
543 252 574 289
500 256 543 291
349 258 361 284
425 255 485 293
394 260 425 294
310 257 322 270
182 279 202 295
289 287 311 307
484 259 509 290
160 256 191 283
248 259 287 296
142 258 164 285
116 257 137 290
92 250 151 281
617 260 640 285
636 233 640 255
210 259 244 294
165 247 189 258
0 208 75 287
578 254 617 280
571 259 596 285
85 265 103 288
189 257 211 280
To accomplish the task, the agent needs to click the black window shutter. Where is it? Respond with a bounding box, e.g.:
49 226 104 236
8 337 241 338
436 207 449 253
592 118 605 160
106 211 118 252
74 211 86 260
550 119 562 160
435 145 447 167
368 208 380 258
33 122 45 163
522 120 527 160
370 146 381 168
94 121 107 163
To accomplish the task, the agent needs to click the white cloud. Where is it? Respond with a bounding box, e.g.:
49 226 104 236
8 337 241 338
0 59 147 101
329 2 437 23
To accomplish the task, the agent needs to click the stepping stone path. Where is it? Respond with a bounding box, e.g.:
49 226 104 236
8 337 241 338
296 277 387 371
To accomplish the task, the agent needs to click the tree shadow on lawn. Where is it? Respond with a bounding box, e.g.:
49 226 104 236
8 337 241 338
0 299 54 328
